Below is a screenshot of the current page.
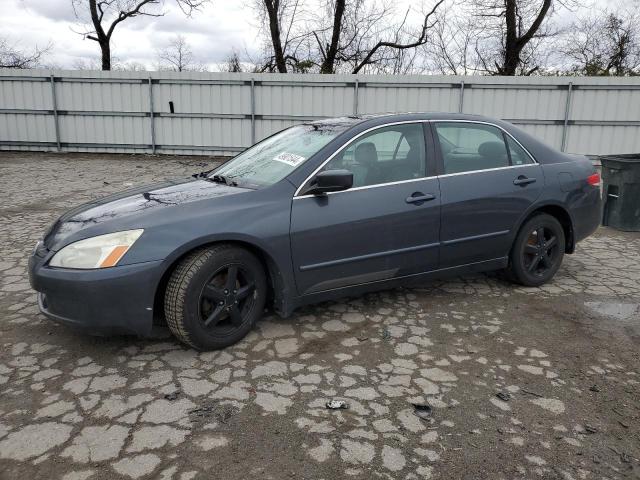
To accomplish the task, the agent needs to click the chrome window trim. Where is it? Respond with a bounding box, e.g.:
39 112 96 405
293 118 538 199
294 176 434 200
437 163 536 178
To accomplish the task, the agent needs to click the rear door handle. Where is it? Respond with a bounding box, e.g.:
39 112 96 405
406 192 436 205
513 176 536 186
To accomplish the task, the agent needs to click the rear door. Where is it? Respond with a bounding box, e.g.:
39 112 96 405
433 121 543 268
290 122 441 295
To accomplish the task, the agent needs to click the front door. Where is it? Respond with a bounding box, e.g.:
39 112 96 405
432 121 543 268
290 123 441 295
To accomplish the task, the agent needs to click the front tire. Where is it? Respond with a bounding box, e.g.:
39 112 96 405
164 245 267 350
507 213 565 287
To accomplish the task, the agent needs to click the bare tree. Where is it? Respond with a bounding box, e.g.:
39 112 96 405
423 7 478 75
72 57 103 70
421 0 570 75
309 0 375 74
0 37 52 69
317 0 346 73
562 10 640 76
157 35 195 71
252 0 309 73
72 0 209 70
116 60 149 70
350 0 445 73
73 55 148 70
252 0 445 74
263 0 287 72
252 0 575 75
221 50 243 72
470 0 558 75
305 0 444 74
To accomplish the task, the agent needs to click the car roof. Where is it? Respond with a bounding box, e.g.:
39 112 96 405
306 112 567 164
312 112 501 122
308 112 501 128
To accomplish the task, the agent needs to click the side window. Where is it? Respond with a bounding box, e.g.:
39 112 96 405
435 122 509 174
323 124 426 188
393 136 411 161
506 135 535 165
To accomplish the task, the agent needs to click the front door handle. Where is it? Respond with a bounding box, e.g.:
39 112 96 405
513 175 536 186
406 192 436 205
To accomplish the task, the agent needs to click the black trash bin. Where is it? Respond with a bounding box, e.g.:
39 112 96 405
600 154 640 232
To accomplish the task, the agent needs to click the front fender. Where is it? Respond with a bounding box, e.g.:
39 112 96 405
133 182 298 319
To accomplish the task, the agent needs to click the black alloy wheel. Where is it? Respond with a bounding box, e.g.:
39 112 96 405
508 213 565 287
198 264 257 333
165 244 267 350
522 226 560 277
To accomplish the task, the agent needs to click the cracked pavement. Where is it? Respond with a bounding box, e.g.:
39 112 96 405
0 151 639 480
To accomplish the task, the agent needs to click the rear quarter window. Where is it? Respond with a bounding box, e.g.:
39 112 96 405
506 135 535 165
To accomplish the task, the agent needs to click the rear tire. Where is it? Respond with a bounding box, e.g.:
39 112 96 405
164 244 267 351
507 213 565 287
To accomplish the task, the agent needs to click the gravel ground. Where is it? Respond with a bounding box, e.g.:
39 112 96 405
0 151 639 480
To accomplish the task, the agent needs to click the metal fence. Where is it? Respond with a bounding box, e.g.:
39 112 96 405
1 69 640 156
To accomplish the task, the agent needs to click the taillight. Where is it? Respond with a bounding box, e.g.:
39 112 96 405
587 172 600 186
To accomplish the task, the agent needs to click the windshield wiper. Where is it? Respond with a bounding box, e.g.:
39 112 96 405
192 168 215 179
207 174 238 187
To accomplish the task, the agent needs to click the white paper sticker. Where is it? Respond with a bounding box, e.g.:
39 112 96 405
273 152 306 166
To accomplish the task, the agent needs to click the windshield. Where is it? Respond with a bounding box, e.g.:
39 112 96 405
210 123 349 188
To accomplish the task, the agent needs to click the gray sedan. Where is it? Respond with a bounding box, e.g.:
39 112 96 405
29 113 602 350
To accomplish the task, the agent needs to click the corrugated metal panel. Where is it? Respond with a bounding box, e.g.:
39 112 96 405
464 87 566 120
571 88 640 121
567 125 640 156
59 115 149 144
1 69 640 156
56 80 148 113
0 112 54 142
256 83 354 117
358 84 459 114
154 117 248 149
153 82 249 115
518 124 564 151
0 78 52 110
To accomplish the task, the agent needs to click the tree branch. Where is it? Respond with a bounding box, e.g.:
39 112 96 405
517 0 552 48
352 0 445 73
106 0 162 40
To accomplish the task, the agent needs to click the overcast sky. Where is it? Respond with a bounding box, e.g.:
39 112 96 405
0 0 634 70
1 0 260 69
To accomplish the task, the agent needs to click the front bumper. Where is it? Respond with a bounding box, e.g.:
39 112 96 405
29 252 164 337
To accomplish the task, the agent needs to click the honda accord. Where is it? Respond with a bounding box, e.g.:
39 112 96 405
29 113 602 350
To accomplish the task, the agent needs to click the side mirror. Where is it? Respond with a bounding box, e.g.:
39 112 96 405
304 169 353 195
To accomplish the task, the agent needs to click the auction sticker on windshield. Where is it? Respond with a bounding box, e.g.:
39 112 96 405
273 152 306 166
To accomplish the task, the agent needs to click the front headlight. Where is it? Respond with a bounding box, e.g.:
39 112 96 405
49 229 144 269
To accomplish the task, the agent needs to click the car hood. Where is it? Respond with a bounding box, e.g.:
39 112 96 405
44 178 249 248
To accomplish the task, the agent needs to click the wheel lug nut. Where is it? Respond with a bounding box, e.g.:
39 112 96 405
219 301 224 305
